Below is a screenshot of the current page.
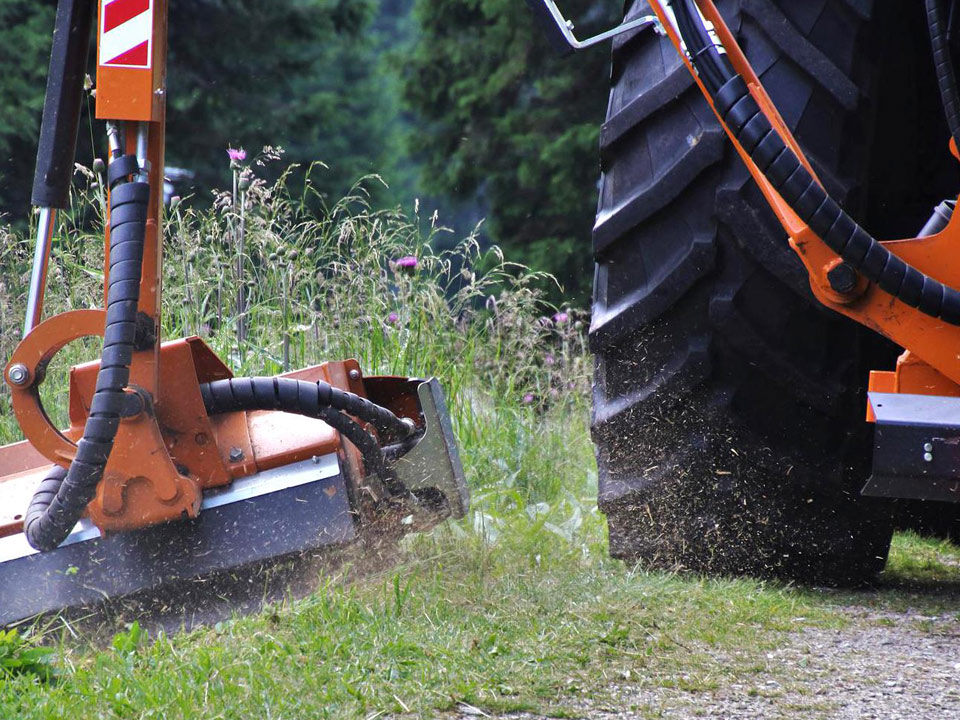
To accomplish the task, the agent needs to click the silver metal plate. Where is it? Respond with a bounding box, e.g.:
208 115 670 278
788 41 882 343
0 453 340 564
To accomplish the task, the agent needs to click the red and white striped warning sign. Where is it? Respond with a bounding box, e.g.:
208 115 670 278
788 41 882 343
99 0 153 68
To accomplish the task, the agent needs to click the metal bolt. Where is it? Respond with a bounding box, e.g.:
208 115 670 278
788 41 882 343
826 263 859 295
312 455 320 464
195 433 208 446
228 447 244 463
7 364 30 386
924 452 934 463
348 369 361 381
924 442 934 452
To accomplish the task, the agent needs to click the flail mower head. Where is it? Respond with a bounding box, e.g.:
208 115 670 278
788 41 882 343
0 0 467 629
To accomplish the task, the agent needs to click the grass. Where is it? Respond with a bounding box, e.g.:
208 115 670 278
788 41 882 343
1 158 959 717
0 523 842 718
2 521 956 719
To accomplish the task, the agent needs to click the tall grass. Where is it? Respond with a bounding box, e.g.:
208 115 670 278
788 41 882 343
0 155 596 526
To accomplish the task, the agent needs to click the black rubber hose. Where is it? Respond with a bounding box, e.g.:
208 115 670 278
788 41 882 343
199 376 411 439
24 156 149 551
672 0 960 324
927 0 960 149
199 377 410 498
674 0 729 94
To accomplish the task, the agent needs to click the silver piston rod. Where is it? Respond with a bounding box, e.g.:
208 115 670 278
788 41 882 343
23 208 57 337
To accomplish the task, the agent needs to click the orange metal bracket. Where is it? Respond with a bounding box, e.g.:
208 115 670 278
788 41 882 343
648 0 960 391
6 309 105 465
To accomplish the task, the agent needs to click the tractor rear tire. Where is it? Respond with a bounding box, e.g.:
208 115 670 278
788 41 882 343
591 0 908 584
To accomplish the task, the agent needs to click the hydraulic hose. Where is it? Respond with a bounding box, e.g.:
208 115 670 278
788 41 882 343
199 377 412 498
24 156 150 552
671 0 960 325
926 0 960 150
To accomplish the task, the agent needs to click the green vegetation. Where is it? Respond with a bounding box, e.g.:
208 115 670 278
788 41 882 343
403 0 616 301
0 629 55 683
1 169 958 718
0 0 412 215
1 0 611 300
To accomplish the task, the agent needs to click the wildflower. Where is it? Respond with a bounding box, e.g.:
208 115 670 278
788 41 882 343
387 312 399 324
394 255 418 270
227 147 247 162
522 393 535 405
553 311 569 324
545 354 555 366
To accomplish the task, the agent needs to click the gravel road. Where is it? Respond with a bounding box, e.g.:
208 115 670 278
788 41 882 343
455 604 960 719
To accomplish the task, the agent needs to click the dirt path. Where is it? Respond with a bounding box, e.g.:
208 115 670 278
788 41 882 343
456 606 960 719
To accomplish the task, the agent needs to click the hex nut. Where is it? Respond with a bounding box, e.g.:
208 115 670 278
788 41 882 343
826 263 859 295
7 364 30 387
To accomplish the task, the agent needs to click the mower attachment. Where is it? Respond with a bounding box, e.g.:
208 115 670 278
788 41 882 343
0 370 468 628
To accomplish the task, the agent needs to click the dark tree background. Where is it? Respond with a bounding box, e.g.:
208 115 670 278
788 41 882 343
0 0 616 301
400 0 617 300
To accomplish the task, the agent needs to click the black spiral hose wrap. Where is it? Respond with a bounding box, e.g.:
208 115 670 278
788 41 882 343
199 377 410 498
24 157 150 552
672 0 960 325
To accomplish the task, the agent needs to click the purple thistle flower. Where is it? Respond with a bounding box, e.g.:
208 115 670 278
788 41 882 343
394 255 419 270
227 147 247 162
552 311 569 324
387 311 399 324
522 393 535 405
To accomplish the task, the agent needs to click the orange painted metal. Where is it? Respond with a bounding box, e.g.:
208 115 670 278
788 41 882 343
6 309 105 466
70 339 233 489
866 352 960 421
87 391 202 531
95 0 166 122
648 0 960 390
0 465 48 539
208 361 359 480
